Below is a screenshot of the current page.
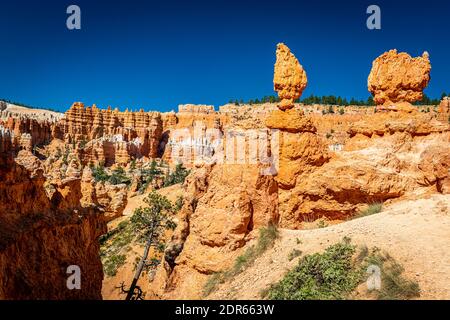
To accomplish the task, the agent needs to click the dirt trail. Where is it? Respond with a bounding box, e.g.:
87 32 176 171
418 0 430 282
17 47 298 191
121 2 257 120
209 194 450 300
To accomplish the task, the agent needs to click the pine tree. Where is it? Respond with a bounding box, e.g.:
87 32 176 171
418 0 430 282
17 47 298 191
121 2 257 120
124 192 176 300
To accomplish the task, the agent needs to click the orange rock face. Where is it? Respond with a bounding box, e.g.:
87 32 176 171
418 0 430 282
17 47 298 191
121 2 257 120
0 132 106 299
439 97 450 114
0 117 55 150
160 106 228 166
80 166 128 222
273 43 307 110
150 163 279 299
265 108 316 133
58 103 163 165
368 49 431 109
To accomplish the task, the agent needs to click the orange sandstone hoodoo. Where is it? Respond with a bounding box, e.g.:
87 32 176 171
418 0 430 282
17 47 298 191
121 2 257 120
368 49 431 112
273 43 308 111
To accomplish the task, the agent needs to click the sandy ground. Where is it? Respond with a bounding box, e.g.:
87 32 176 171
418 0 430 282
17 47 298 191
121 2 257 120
208 194 450 300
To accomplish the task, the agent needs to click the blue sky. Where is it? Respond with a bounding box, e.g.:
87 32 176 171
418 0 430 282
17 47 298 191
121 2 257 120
0 0 449 112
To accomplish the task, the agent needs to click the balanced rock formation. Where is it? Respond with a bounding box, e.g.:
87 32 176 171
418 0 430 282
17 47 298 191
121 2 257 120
368 49 431 112
268 44 330 189
273 43 307 110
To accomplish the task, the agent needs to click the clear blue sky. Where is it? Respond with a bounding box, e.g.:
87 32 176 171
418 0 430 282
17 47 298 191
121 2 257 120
0 0 449 112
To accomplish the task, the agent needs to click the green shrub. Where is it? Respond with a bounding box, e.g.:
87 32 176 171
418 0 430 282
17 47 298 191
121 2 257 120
92 164 110 182
100 221 134 277
174 196 184 212
163 163 190 187
355 202 383 218
103 254 127 277
138 160 163 193
267 237 362 300
109 166 131 185
364 249 420 300
288 249 302 261
92 165 131 185
266 239 420 300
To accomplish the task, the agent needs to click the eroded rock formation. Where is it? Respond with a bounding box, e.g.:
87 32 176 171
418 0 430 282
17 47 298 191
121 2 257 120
80 166 128 222
0 131 106 299
151 163 278 299
0 117 55 150
439 97 450 114
273 43 307 110
368 49 431 112
57 103 163 165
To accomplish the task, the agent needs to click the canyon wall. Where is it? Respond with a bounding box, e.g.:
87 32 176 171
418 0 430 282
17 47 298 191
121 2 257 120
0 131 106 299
57 102 163 165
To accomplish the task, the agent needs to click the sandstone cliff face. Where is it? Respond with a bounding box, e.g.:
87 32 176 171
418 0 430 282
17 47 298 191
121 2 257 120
276 111 450 228
57 103 163 165
438 97 450 123
0 133 106 299
266 108 330 189
273 43 307 110
178 104 215 114
368 50 431 110
80 166 128 222
0 117 55 150
439 97 450 113
0 102 63 122
150 163 278 299
161 106 228 165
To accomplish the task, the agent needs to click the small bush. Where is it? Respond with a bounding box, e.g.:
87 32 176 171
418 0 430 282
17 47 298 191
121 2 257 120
100 221 134 277
203 272 225 297
266 239 420 300
103 254 127 277
355 202 383 218
317 219 328 228
163 163 190 187
92 165 131 185
267 237 362 300
92 164 110 182
108 166 131 185
173 196 184 212
364 249 420 300
288 249 302 261
137 160 163 193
